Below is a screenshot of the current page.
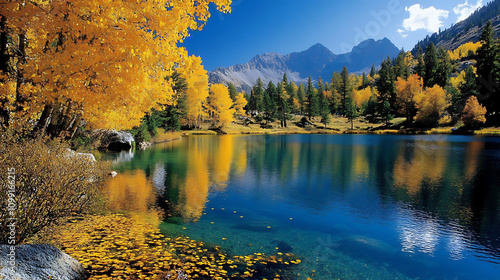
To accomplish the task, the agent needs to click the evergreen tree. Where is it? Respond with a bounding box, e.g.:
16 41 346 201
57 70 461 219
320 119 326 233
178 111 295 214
370 64 377 78
263 81 277 124
319 88 331 128
377 57 396 115
424 42 439 88
414 45 425 78
228 83 238 101
340 66 350 115
394 50 410 79
317 76 324 96
297 83 306 115
437 47 452 88
361 72 370 89
345 92 358 130
249 78 264 114
476 20 500 124
287 81 297 115
306 76 318 120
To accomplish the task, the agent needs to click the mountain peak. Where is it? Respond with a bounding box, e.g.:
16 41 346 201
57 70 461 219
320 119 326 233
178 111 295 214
209 38 401 92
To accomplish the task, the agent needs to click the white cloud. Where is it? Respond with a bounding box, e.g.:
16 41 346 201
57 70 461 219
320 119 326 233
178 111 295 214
398 29 408 38
402 4 449 33
454 0 484 22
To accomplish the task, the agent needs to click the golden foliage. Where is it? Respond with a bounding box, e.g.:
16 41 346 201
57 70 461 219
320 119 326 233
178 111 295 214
233 92 248 116
393 141 449 196
1 0 231 131
352 87 372 108
53 213 300 280
207 84 236 128
103 170 155 214
414 85 451 126
395 74 423 121
462 95 487 126
450 66 476 89
448 42 482 60
0 133 109 243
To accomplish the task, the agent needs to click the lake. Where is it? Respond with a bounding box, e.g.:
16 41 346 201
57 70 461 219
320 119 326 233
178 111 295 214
108 134 500 279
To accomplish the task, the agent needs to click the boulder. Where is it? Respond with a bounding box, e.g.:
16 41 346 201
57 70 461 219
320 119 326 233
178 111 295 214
0 244 89 280
64 149 96 162
97 130 134 152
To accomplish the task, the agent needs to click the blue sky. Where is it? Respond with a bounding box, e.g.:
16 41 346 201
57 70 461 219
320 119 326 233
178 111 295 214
182 0 488 71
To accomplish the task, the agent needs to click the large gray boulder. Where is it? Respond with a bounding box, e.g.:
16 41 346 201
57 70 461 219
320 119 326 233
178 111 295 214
0 244 89 280
95 130 134 152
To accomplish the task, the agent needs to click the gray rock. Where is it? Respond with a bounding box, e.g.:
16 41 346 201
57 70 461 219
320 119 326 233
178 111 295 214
64 149 96 162
96 130 134 152
0 244 89 280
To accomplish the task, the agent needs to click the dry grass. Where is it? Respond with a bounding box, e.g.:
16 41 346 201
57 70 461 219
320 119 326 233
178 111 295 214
474 127 500 135
152 131 183 143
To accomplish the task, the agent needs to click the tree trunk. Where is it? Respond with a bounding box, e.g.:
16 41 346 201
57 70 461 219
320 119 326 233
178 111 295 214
33 103 53 136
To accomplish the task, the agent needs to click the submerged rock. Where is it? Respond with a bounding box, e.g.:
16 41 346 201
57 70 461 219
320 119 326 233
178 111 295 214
277 241 293 253
0 244 89 280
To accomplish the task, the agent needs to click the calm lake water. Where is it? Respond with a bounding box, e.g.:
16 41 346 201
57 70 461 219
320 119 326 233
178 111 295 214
108 134 500 279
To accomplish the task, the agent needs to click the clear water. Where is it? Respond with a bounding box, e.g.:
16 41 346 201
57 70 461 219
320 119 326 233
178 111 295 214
109 134 500 279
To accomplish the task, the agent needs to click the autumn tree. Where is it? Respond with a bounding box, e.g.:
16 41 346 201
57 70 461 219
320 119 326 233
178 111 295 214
233 92 248 117
0 0 232 137
462 96 487 127
276 82 288 127
206 84 235 128
395 74 423 126
414 85 450 127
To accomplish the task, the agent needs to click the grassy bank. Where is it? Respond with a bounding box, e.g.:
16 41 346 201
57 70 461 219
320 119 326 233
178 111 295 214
176 115 500 137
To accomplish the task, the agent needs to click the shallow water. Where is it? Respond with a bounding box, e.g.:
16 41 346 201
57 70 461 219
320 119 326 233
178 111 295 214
109 134 500 279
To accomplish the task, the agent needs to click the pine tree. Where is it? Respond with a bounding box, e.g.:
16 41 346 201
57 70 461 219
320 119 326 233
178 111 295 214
306 76 318 120
414 45 425 78
340 66 350 115
377 57 396 116
297 83 306 115
319 89 331 128
249 78 264 115
424 42 439 88
345 92 358 130
361 72 370 89
394 50 410 79
476 20 500 125
227 83 238 101
370 64 377 78
437 47 452 88
263 81 277 124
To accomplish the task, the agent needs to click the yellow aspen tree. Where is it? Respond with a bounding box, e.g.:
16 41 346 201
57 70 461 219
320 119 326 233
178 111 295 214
180 56 209 128
0 0 232 135
462 95 487 127
207 84 235 128
414 85 451 127
352 87 372 108
395 74 423 126
233 92 248 117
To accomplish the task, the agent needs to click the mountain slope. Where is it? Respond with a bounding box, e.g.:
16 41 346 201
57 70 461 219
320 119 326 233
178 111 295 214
209 38 400 92
412 0 500 52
